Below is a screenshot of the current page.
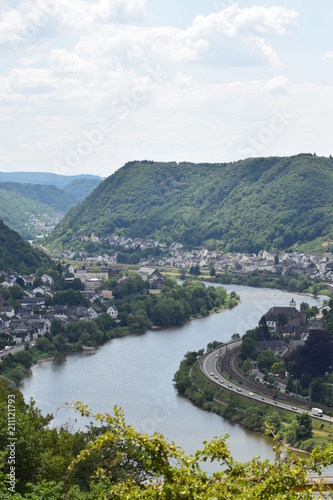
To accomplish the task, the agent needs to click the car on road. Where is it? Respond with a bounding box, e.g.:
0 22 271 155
228 384 232 388
215 354 218 358
0 350 3 354
249 392 254 396
237 387 242 392
215 376 219 380
292 406 297 410
210 372 214 376
220 379 224 384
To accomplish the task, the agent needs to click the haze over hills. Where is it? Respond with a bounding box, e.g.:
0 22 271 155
0 173 103 239
0 172 102 191
46 154 333 254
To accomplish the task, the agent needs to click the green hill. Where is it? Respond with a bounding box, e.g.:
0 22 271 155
0 182 75 212
0 177 102 239
47 154 333 253
0 220 54 274
62 177 102 201
0 183 75 239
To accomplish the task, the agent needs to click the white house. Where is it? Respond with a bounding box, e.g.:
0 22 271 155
0 306 15 318
107 306 118 319
87 305 103 320
42 274 54 285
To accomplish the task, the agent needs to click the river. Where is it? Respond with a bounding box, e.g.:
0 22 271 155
21 284 325 464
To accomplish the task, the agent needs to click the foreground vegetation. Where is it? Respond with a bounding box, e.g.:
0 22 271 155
1 381 333 499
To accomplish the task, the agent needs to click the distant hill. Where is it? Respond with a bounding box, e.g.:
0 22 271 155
46 154 333 253
0 183 76 240
0 172 102 190
0 182 75 212
62 177 102 201
0 220 54 274
0 173 103 239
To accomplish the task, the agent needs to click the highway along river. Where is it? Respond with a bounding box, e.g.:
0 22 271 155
21 284 325 464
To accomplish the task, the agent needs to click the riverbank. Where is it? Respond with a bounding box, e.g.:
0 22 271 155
1 283 240 390
174 355 333 454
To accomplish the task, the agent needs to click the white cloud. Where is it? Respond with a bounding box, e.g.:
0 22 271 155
55 0 147 31
5 68 57 94
174 5 298 66
0 2 330 175
322 50 333 61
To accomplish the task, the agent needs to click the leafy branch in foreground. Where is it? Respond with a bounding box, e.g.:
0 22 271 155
68 402 333 499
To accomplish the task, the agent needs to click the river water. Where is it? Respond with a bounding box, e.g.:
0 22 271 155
21 284 325 464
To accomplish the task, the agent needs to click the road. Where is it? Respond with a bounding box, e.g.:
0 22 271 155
0 341 36 361
199 342 333 423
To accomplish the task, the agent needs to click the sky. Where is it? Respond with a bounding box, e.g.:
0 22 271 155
0 0 332 178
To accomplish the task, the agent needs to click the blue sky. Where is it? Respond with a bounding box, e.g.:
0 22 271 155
0 0 332 177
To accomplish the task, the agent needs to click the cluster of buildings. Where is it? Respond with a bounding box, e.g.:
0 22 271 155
255 298 327 363
0 271 119 345
28 212 64 239
0 263 167 346
60 233 333 284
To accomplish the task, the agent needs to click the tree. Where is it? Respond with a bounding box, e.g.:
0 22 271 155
277 311 288 327
239 335 257 360
257 350 276 371
295 413 312 441
286 375 295 393
12 350 33 369
271 361 285 375
300 301 310 312
189 265 200 276
257 315 270 340
66 403 333 499
50 319 65 338
291 330 333 377
210 267 216 276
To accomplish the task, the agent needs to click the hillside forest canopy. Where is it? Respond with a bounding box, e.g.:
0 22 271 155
47 154 333 254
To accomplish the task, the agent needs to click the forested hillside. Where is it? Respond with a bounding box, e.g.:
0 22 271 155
47 154 333 253
0 182 74 212
62 177 102 201
0 176 102 239
0 220 54 274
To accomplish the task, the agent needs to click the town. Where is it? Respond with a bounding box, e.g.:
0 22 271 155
0 231 331 349
61 233 333 283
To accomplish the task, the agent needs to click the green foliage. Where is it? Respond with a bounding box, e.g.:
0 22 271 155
1 386 333 499
257 350 278 371
0 174 101 239
295 413 312 441
243 406 265 431
61 177 102 200
52 289 90 308
0 182 75 213
287 330 333 378
239 335 257 360
47 155 333 252
0 220 55 274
